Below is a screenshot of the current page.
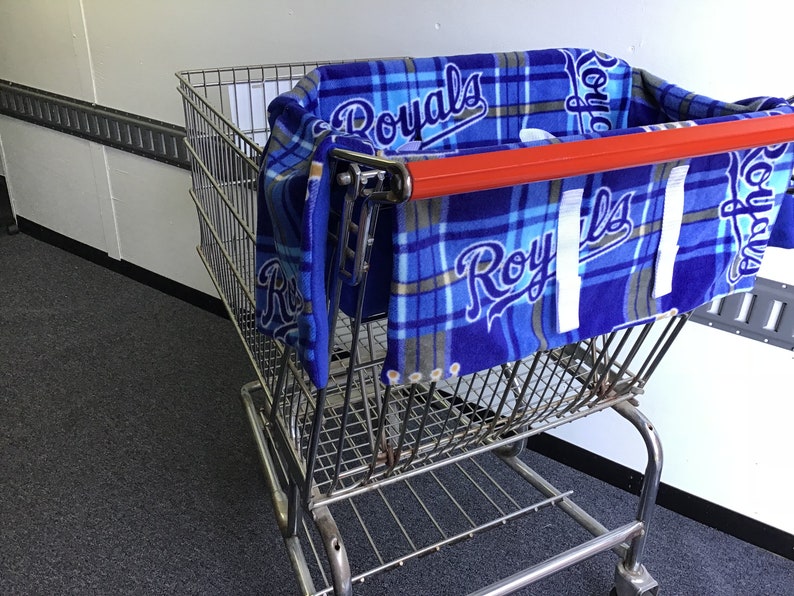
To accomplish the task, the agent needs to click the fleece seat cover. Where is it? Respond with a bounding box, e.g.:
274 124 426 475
256 48 794 388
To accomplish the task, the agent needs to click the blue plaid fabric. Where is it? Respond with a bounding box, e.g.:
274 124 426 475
256 99 374 386
256 48 794 389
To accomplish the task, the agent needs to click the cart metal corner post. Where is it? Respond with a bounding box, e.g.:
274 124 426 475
176 59 792 595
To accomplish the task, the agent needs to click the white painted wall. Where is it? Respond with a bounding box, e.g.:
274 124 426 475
552 324 794 534
0 119 108 250
0 1 95 101
1 0 792 533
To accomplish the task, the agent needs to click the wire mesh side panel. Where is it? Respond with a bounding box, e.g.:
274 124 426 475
177 64 329 390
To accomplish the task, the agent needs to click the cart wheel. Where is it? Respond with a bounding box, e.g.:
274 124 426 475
493 439 525 458
609 587 659 596
611 562 660 596
7 223 19 235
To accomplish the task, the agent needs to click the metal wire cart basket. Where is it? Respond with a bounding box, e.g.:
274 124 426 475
177 50 794 595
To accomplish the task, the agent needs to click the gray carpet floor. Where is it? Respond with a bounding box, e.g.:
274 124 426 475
1 232 792 595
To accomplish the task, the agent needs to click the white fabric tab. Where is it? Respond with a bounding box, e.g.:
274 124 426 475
556 188 584 333
519 128 556 143
653 164 689 299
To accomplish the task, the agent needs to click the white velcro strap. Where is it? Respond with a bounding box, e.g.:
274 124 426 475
519 128 556 143
653 164 689 299
556 188 584 333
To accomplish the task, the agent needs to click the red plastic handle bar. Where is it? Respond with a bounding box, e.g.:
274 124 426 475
406 112 794 201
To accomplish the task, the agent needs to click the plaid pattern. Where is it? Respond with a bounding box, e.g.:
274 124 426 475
256 48 794 389
256 98 374 386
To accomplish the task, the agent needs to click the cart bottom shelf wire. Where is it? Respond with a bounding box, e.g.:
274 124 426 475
303 459 573 595
247 381 648 595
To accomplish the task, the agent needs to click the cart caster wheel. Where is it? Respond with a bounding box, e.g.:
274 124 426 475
610 587 659 596
494 426 529 458
612 562 659 596
610 584 659 596
7 223 19 235
494 439 525 458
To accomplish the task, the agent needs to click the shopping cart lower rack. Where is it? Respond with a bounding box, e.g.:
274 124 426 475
177 49 794 595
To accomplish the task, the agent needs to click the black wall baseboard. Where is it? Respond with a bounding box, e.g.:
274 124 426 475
527 433 794 561
11 217 794 562
16 216 227 318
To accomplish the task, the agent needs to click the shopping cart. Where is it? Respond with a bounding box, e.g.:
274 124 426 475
177 50 794 595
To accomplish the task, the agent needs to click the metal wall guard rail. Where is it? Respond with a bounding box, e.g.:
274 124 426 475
0 78 190 169
690 278 794 350
1 78 791 349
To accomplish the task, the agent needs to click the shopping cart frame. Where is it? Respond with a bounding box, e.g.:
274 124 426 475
177 60 794 595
